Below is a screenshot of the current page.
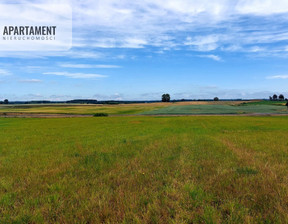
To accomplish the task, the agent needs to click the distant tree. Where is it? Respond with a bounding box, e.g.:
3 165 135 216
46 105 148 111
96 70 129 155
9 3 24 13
273 94 278 101
279 94 285 101
3 99 8 104
162 94 170 102
269 96 273 101
214 97 219 101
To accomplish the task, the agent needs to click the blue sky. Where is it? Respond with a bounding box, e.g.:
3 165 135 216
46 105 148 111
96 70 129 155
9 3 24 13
1 0 288 101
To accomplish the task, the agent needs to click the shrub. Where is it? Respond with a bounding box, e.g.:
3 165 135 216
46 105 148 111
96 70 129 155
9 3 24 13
93 113 108 117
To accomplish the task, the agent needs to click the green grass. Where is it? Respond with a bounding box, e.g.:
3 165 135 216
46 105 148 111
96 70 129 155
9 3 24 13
1 116 288 223
142 104 288 115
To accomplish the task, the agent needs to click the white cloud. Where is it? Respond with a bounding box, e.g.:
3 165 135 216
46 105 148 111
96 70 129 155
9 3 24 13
59 63 121 68
67 50 104 59
0 49 105 59
249 46 266 53
72 36 153 49
43 72 107 79
236 0 288 15
266 75 288 79
93 93 124 101
120 38 148 48
1 0 288 57
0 68 11 76
26 66 44 70
221 45 243 52
198 54 222 61
185 35 221 51
66 0 288 56
18 79 42 83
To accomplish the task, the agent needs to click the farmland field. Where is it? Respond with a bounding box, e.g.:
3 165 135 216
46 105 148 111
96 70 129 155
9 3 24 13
1 116 288 223
0 103 165 115
142 104 288 115
0 100 287 116
0 101 231 115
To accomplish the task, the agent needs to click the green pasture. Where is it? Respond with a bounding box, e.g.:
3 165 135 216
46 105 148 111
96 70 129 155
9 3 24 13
142 104 288 115
0 116 288 223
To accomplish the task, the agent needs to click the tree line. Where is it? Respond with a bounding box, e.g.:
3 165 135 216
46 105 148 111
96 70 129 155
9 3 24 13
2 94 287 104
0 99 9 104
162 94 219 102
269 94 286 101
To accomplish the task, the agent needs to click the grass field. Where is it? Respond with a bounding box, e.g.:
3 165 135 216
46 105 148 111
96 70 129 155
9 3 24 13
1 101 287 116
0 101 229 115
1 116 288 223
0 103 165 115
142 104 288 115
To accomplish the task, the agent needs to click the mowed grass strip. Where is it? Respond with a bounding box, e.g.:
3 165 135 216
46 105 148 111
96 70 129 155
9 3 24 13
0 117 288 223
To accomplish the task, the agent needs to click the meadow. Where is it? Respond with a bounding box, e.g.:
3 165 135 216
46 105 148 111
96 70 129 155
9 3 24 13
142 104 288 115
1 116 288 223
0 101 287 116
0 103 164 115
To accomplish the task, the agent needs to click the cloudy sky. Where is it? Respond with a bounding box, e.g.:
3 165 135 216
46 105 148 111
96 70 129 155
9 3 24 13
1 0 288 101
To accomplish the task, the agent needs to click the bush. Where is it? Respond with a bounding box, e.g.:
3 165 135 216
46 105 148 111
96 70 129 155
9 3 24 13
93 113 108 117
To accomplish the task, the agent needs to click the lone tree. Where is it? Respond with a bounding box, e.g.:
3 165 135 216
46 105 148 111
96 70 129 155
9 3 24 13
279 94 285 101
3 99 8 104
273 94 278 101
214 97 219 101
162 94 170 102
